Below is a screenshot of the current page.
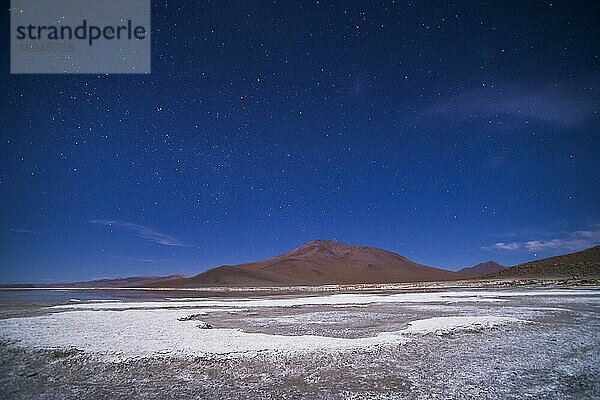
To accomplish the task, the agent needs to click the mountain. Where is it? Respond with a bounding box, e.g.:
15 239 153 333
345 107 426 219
485 245 600 280
154 240 464 287
49 275 186 288
458 261 506 277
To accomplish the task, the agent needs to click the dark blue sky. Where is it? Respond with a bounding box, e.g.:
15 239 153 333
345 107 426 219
1 1 599 283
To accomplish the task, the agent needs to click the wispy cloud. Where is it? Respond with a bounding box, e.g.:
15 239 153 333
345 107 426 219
424 84 592 127
7 228 37 234
90 219 185 247
114 256 173 263
485 225 600 252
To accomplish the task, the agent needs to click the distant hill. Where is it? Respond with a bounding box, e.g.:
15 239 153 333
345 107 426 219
153 240 465 287
485 246 600 280
458 261 506 277
42 275 186 288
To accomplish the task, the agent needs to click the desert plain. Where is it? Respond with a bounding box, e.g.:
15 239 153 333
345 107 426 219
0 283 598 399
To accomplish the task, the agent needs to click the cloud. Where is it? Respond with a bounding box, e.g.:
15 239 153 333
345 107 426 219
486 226 600 252
9 228 37 234
424 84 592 127
119 256 172 263
90 220 185 247
494 242 520 251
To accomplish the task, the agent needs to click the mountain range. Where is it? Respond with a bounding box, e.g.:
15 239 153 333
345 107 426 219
2 275 186 289
53 275 186 288
6 241 599 288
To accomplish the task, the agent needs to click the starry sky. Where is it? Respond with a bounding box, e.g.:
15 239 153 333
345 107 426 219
1 1 599 283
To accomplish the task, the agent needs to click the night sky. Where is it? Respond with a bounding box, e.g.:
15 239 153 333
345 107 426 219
1 1 599 283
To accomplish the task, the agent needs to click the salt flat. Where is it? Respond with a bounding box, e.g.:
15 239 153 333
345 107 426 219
0 287 598 399
48 288 600 310
0 308 526 359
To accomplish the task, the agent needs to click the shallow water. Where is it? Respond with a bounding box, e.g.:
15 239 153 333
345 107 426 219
0 289 156 305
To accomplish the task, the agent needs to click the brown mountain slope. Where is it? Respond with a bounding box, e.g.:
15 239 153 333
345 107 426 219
458 261 506 277
485 245 600 280
157 240 465 287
